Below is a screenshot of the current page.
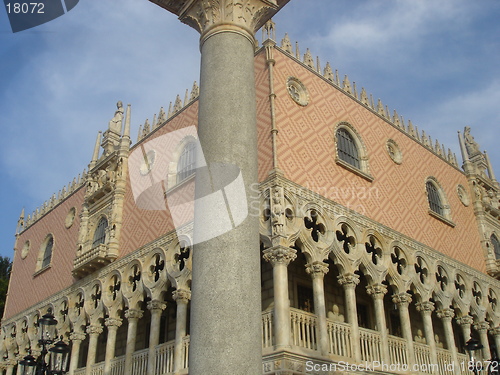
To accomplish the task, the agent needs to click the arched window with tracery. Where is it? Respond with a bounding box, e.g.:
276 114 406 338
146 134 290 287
177 142 196 183
41 235 53 269
491 234 500 260
426 181 444 216
336 128 360 169
92 217 108 248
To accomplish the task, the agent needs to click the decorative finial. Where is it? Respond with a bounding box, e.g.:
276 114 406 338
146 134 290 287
323 62 334 81
280 33 292 54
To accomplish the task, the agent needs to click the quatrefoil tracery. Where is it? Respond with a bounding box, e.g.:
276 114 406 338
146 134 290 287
336 223 355 254
414 257 428 284
391 247 406 275
365 236 382 265
436 266 448 292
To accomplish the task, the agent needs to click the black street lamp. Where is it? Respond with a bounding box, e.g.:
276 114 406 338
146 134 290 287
18 311 70 375
466 338 484 375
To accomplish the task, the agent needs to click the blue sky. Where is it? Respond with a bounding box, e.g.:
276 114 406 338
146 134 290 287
0 0 499 260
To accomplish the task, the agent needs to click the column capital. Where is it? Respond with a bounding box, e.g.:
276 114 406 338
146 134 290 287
474 321 490 332
392 292 412 307
436 308 455 321
86 325 103 336
306 261 329 278
491 326 500 336
456 315 474 327
70 331 86 342
105 317 123 329
416 301 435 314
337 273 360 288
366 283 387 299
173 288 191 303
147 300 167 312
125 308 143 321
174 0 280 45
263 246 297 266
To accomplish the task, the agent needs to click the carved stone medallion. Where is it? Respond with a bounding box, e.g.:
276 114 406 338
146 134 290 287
286 77 309 106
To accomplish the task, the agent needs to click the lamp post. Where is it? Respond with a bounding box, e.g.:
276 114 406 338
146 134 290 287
18 312 70 375
466 337 484 375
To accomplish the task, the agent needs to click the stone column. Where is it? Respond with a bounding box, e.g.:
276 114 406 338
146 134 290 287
4 361 16 375
263 246 297 350
475 321 491 360
416 301 438 370
492 327 500 359
145 1 289 374
173 289 191 374
147 301 167 375
436 308 459 368
392 293 415 368
103 318 122 375
456 315 474 347
338 273 361 362
366 283 390 363
85 325 103 375
68 331 86 375
124 309 143 375
306 261 329 356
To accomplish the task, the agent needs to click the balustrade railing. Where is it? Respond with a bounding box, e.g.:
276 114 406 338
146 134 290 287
262 309 274 348
155 341 174 374
326 319 351 358
290 308 317 350
359 327 381 363
388 334 408 367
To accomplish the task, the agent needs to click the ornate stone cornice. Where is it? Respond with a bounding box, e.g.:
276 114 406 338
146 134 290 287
105 317 122 328
337 273 359 288
147 300 167 312
366 284 387 299
263 246 297 266
178 0 279 44
124 309 144 320
392 292 412 307
306 261 329 278
173 288 191 303
69 332 86 342
86 325 103 335
456 315 474 326
436 308 455 321
416 301 435 314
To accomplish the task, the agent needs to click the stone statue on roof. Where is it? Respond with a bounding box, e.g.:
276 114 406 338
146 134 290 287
464 126 482 157
108 101 124 134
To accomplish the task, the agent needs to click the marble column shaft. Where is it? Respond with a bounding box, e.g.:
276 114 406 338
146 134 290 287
436 308 459 367
457 315 474 347
68 332 86 375
85 325 103 375
338 273 361 362
492 327 500 359
416 301 438 370
263 246 296 349
147 301 166 375
124 309 143 375
392 293 415 367
173 289 190 374
475 321 491 360
307 262 329 356
366 284 390 363
104 318 122 375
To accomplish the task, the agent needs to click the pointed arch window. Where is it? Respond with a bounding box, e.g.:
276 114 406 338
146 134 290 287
92 217 108 248
337 128 360 169
491 234 500 260
426 181 444 216
177 142 196 183
41 235 53 269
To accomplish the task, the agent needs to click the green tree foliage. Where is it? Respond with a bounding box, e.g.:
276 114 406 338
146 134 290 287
0 256 12 319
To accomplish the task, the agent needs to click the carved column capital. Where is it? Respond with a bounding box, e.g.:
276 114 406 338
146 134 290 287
105 317 122 329
173 289 191 304
474 321 490 332
491 326 500 337
178 0 279 45
147 300 167 312
366 283 387 299
263 246 296 267
86 325 103 336
337 273 359 289
436 308 455 321
125 308 143 321
306 261 329 278
416 301 435 315
456 315 474 327
392 292 412 307
69 332 86 342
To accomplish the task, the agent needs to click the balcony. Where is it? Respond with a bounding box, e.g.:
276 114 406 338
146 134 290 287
74 309 470 375
73 244 115 279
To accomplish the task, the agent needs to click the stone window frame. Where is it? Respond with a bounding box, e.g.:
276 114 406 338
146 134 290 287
166 135 198 189
92 216 108 249
35 234 54 275
491 233 500 260
334 122 373 182
425 176 455 227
